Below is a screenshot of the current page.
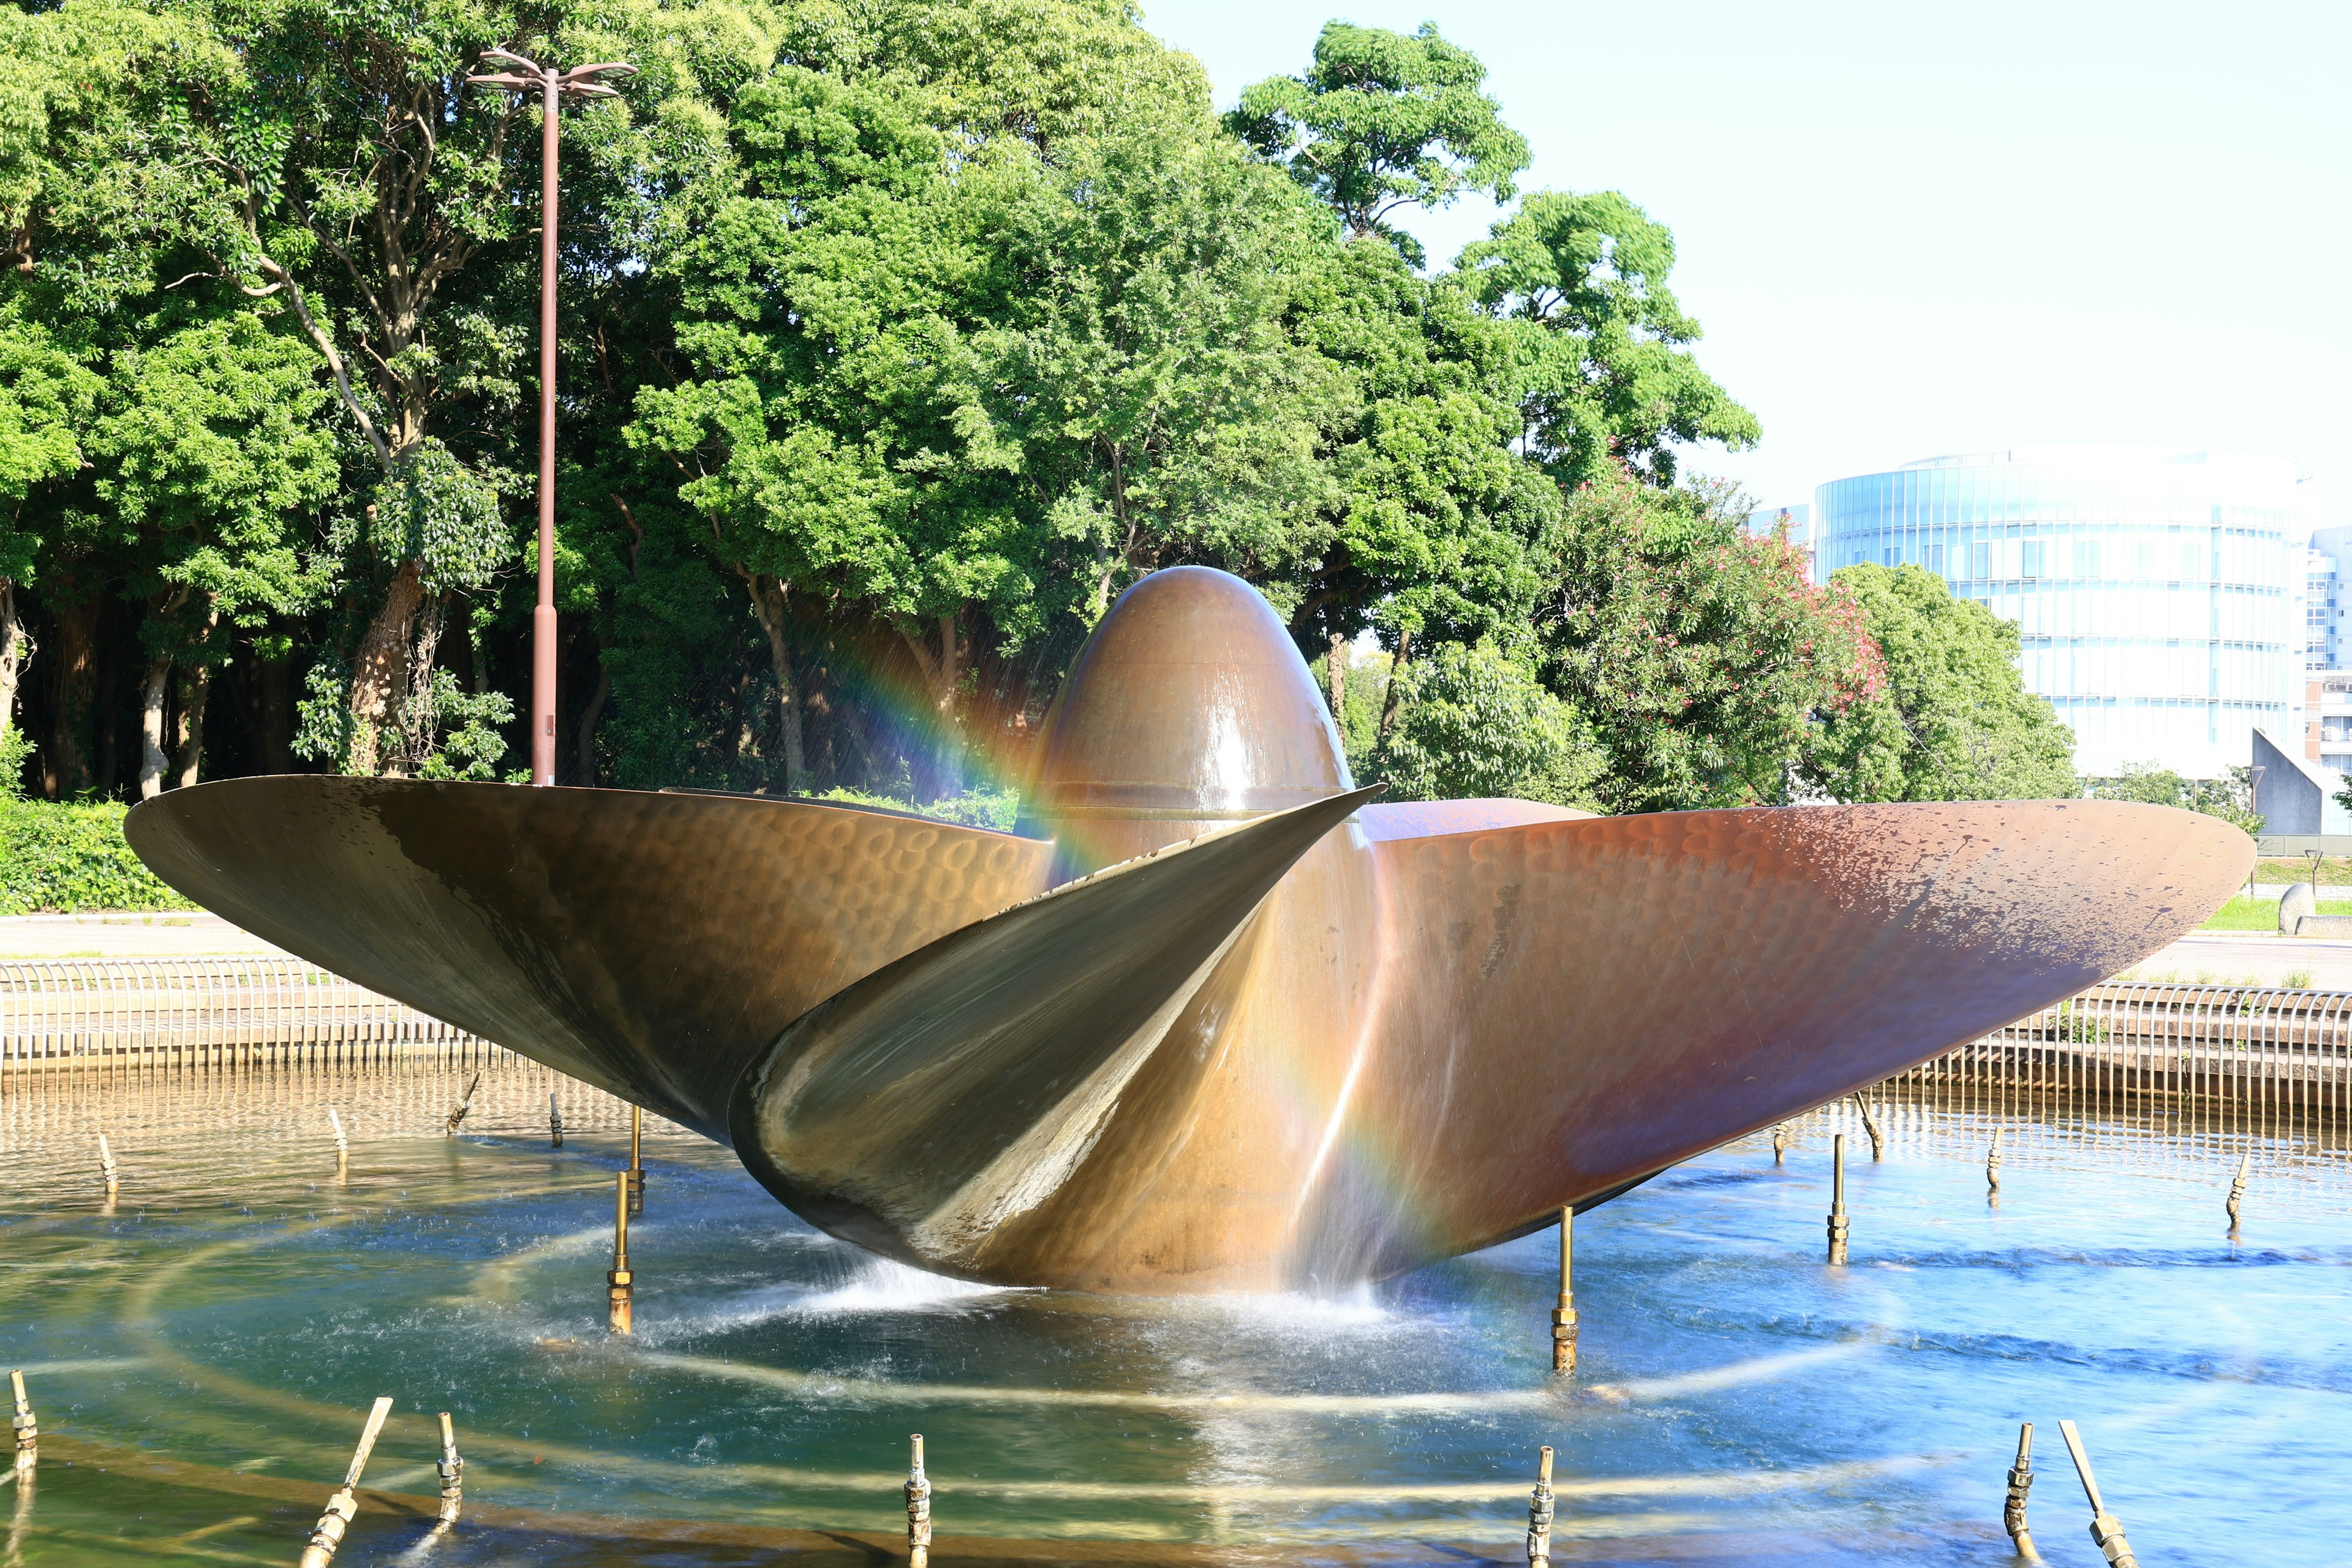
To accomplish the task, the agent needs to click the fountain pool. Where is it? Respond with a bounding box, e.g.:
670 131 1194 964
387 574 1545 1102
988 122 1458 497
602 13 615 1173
2 1060 2345 1566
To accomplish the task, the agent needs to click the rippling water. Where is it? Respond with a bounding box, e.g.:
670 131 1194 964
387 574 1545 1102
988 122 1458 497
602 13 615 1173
1 1059 2345 1566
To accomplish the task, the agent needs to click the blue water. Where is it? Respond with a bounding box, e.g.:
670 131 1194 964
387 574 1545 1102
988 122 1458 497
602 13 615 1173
0 1063 2344 1566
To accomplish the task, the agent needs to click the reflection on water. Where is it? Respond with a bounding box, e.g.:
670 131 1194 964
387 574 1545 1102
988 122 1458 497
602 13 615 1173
1 1059 2347 1565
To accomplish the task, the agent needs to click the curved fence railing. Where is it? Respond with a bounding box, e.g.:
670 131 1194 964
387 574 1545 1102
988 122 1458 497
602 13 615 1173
1 964 2345 1122
0 958 504 1068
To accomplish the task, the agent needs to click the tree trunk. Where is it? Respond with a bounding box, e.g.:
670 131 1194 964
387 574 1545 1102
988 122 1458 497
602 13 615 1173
44 592 97 797
1327 632 1345 721
1376 628 1412 743
0 582 27 742
347 558 424 775
741 572 805 795
173 664 215 788
138 649 172 801
92 614 119 798
576 660 611 786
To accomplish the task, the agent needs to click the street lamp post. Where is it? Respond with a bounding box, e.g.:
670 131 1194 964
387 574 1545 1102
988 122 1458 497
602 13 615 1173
467 48 636 786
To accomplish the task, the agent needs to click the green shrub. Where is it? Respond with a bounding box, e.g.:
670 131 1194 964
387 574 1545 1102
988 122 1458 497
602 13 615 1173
0 798 195 914
813 786 1022 833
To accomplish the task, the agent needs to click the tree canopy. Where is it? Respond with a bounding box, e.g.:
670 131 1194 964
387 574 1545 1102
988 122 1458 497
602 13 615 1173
1802 563 2079 804
0 2 2077 821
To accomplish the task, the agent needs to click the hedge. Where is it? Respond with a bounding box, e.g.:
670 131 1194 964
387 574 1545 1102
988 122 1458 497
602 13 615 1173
0 798 194 914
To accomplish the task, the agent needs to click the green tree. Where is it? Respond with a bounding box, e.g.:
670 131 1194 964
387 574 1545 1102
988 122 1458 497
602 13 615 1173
1538 466 1881 813
630 26 1344 796
1227 21 1528 265
2098 762 2262 837
1455 190 1758 486
89 309 341 794
0 310 100 755
1371 638 1602 807
1801 563 2079 803
1283 237 1562 696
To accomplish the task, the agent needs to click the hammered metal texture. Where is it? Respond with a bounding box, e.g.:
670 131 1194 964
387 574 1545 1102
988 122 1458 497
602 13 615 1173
123 567 2255 1294
126 779 1052 1137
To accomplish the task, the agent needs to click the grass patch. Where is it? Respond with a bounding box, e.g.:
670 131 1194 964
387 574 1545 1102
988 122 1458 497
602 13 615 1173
2257 856 2352 886
2201 894 2352 930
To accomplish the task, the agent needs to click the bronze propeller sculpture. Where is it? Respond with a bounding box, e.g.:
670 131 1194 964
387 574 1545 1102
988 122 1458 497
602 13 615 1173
127 567 2251 1293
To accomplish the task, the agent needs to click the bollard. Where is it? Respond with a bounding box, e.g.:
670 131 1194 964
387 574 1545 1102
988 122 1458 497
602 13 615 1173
1525 1444 1555 1568
435 1411 464 1525
1987 1126 2003 1197
627 1106 646 1216
296 1395 394 1568
1771 1122 1789 1166
2003 1422 2043 1562
905 1434 933 1568
1850 1093 1886 1161
9 1371 34 1471
2226 1152 2248 1233
97 1134 119 1202
1825 1133 1850 1265
607 1169 634 1335
1550 1206 1578 1374
443 1072 481 1136
549 1093 565 1149
2056 1420 2139 1568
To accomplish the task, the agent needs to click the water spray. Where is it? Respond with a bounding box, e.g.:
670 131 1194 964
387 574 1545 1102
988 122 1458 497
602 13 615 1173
2056 1420 2139 1568
2226 1152 2249 1234
2003 1422 2043 1562
1987 1126 2003 1197
328 1108 349 1180
1524 1444 1555 1567
549 1093 564 1149
1826 1133 1850 1265
608 1169 633 1335
96 1134 118 1204
297 1395 393 1568
1771 1122 1789 1165
9 1371 33 1471
1550 1206 1577 1374
905 1434 933 1568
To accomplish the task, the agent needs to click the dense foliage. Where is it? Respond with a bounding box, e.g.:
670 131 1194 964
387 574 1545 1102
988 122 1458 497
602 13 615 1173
0 0 2085 823
1803 564 2079 804
0 797 193 912
2094 763 2264 838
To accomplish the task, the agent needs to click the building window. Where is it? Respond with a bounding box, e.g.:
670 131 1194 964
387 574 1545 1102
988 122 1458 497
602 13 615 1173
2076 541 2099 578
2022 541 2044 579
1969 541 1991 579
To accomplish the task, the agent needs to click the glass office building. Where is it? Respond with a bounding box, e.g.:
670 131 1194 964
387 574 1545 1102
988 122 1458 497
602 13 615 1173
1814 447 2307 779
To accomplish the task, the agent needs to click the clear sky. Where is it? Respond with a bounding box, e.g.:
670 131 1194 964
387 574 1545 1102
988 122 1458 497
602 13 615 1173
1135 0 2352 527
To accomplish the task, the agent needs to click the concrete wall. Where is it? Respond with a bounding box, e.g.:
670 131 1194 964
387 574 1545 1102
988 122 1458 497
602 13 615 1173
2254 726 2336 835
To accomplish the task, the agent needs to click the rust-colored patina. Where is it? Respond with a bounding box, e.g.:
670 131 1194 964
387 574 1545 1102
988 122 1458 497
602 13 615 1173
126 567 2253 1293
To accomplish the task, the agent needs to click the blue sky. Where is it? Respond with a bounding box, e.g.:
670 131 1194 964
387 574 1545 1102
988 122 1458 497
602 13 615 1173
1136 0 2352 526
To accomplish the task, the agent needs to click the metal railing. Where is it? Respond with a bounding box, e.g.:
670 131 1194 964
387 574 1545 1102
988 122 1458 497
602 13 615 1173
1880 980 2349 1137
2 963 2345 1128
0 958 501 1068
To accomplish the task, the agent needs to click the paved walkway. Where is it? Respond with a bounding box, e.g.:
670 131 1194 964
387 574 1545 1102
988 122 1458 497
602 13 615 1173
2117 930 2352 989
0 912 288 959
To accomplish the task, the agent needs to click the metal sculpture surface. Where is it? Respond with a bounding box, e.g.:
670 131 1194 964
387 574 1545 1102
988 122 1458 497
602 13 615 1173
126 567 2252 1292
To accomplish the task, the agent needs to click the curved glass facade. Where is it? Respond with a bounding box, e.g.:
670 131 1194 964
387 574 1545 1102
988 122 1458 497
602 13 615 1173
1815 448 2306 779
